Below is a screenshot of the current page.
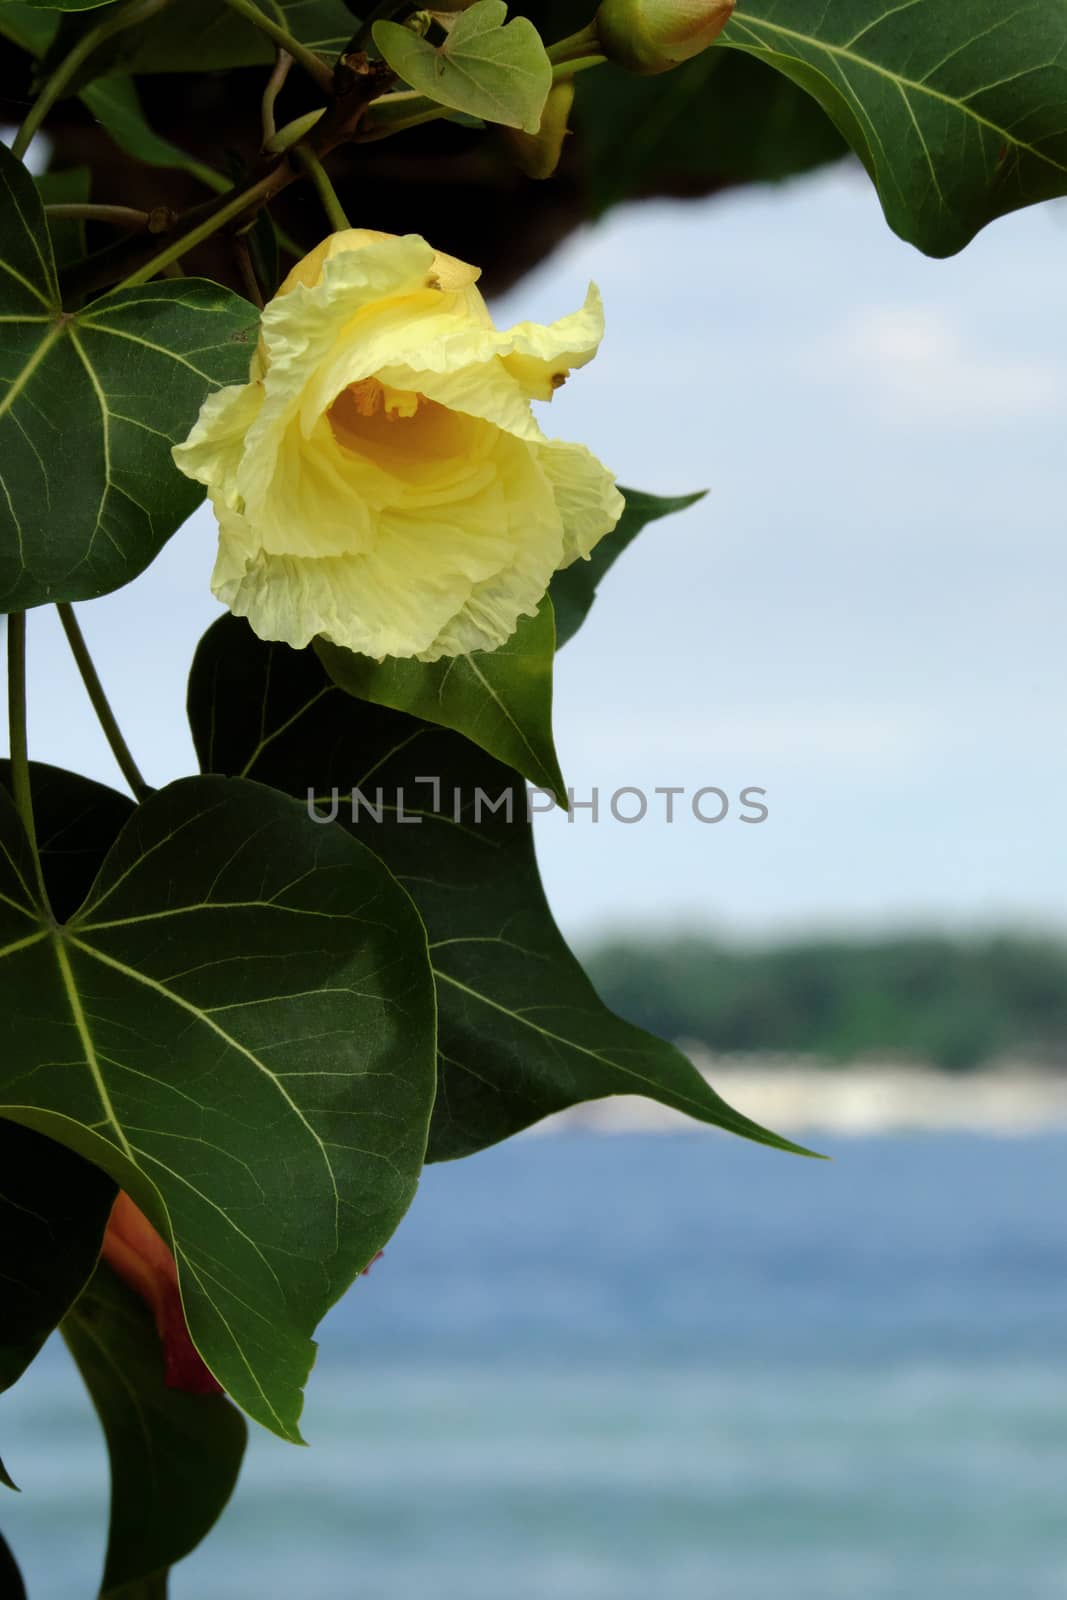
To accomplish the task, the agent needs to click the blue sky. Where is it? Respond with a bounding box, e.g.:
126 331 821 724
6 161 1067 943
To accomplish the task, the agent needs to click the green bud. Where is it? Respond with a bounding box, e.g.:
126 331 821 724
596 0 735 75
503 80 575 180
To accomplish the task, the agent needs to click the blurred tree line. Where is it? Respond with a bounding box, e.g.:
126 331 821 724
584 933 1067 1070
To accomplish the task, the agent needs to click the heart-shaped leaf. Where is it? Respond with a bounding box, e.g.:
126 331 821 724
0 141 257 613
0 770 436 1439
0 763 125 1392
63 1263 247 1597
719 0 1067 257
0 1118 115 1394
550 488 705 649
374 0 551 133
317 598 567 808
190 617 810 1162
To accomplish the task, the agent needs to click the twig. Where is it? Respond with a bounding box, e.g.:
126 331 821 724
220 0 334 95
261 48 294 147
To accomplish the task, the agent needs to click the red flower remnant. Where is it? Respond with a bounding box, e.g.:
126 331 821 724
101 1192 222 1396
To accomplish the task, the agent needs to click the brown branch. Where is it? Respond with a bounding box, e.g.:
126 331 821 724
59 59 394 303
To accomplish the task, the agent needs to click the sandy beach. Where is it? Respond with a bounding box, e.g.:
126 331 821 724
544 1052 1067 1137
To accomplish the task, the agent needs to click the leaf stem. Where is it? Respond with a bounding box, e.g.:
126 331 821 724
233 231 266 307
552 55 606 79
350 0 415 53
57 605 150 802
65 60 393 298
357 89 453 141
11 0 175 163
113 168 285 287
546 23 602 66
220 0 335 95
45 203 154 231
5 615 52 913
261 47 294 146
293 147 350 230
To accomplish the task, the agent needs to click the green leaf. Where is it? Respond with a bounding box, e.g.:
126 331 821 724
550 487 704 649
0 1118 115 1393
0 10 229 189
81 77 230 191
718 0 1067 257
0 1455 18 1491
0 771 437 1439
575 49 846 213
190 617 811 1163
317 599 567 809
374 0 552 133
125 0 353 73
19 0 111 10
0 2 55 56
0 765 121 1395
0 1531 27 1600
0 760 136 921
0 141 258 612
35 166 90 272
62 1263 247 1597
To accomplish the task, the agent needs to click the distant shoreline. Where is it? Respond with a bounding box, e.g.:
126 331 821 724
542 1052 1067 1136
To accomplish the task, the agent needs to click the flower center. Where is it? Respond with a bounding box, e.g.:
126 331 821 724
339 377 424 423
327 377 483 472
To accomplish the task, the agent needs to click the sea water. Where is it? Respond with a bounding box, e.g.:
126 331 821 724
5 1132 1067 1599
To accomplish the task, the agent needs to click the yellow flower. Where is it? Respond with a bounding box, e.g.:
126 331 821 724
172 229 623 661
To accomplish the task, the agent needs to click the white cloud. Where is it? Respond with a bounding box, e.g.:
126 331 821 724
815 305 1064 424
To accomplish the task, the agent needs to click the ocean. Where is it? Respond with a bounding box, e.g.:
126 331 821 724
5 1131 1067 1598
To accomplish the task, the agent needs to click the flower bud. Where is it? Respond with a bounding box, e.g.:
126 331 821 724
101 1192 222 1395
596 0 735 75
503 80 575 180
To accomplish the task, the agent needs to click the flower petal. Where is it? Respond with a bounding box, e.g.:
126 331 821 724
537 437 625 564
495 283 606 401
213 425 564 660
170 382 262 511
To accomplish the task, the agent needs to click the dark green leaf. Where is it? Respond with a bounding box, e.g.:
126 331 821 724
63 1263 246 1596
81 78 230 191
0 1119 115 1393
576 49 846 213
0 766 121 1393
19 0 110 10
0 10 229 189
719 0 1067 257
0 3 55 57
0 771 437 1439
36 8 135 94
0 141 258 612
125 0 353 73
35 167 90 273
374 1 552 132
190 617 810 1163
0 1456 17 1491
317 598 567 808
550 487 704 649
0 1531 26 1599
0 760 136 923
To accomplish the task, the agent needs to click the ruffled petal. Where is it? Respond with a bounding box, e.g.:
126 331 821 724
213 426 564 661
178 228 619 665
496 283 606 401
170 382 262 509
537 437 624 565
